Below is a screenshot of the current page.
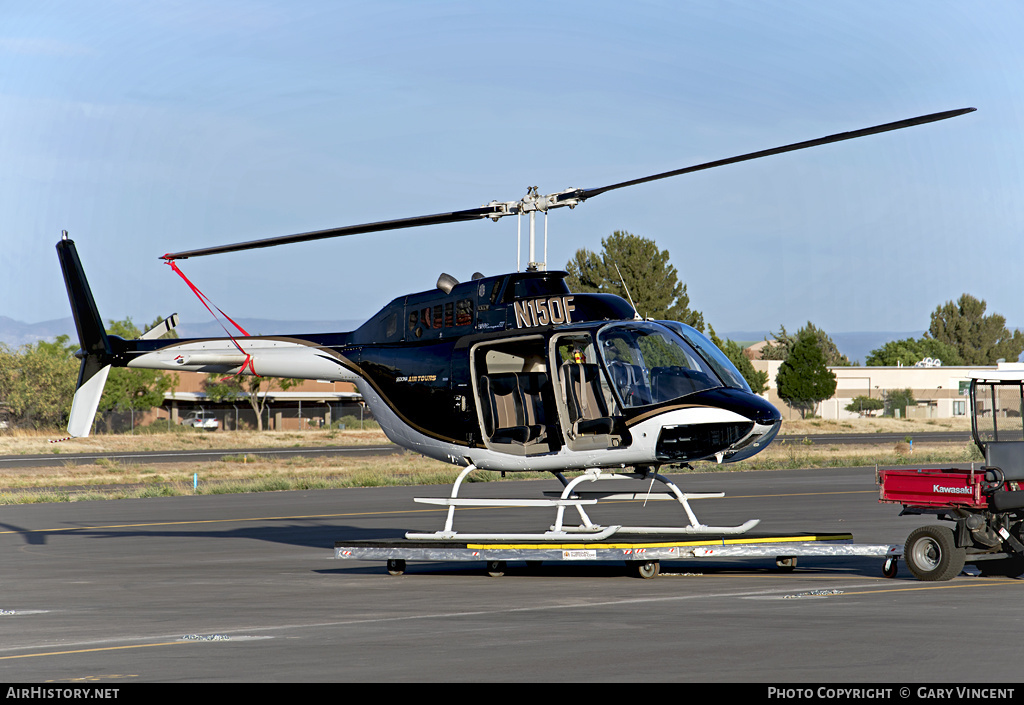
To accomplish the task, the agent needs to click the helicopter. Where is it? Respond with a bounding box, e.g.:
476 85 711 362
57 107 974 540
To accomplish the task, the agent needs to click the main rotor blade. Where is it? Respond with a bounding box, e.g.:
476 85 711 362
162 205 503 260
557 107 976 204
163 107 974 260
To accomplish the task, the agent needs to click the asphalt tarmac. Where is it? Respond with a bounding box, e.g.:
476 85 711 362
1 466 1021 685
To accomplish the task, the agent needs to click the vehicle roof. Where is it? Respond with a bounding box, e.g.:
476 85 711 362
968 369 1024 382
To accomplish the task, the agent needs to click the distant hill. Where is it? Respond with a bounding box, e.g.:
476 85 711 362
831 331 928 365
0 316 79 347
722 330 926 366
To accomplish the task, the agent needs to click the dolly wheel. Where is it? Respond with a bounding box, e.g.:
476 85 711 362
629 560 660 579
387 559 406 576
776 557 798 572
904 525 965 582
883 557 898 579
486 560 506 578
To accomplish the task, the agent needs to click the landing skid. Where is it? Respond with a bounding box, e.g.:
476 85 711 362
406 465 759 542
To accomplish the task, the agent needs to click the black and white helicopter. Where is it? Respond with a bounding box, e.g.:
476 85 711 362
57 107 973 541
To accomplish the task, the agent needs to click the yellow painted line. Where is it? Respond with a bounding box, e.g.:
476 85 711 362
729 490 876 499
0 640 194 661
834 579 1024 597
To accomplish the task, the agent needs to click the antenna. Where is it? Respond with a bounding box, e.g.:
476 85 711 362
613 263 641 320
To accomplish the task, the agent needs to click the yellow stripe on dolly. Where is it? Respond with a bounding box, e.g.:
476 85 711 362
467 533 854 551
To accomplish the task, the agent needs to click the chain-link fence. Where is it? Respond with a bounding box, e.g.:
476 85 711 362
100 401 375 434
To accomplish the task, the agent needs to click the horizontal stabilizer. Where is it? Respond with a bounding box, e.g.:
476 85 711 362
140 313 179 340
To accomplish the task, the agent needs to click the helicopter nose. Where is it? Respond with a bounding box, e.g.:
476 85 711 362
752 399 782 427
725 418 782 463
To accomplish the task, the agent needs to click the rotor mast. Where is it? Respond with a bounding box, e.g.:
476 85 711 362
494 185 581 271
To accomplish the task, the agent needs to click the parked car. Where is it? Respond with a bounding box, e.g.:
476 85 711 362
181 411 219 431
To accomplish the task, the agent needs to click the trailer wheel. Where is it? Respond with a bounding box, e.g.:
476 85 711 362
629 560 660 579
905 526 965 582
883 557 898 579
386 559 406 576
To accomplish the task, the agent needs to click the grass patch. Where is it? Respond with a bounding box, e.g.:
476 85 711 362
0 421 988 505
0 451 502 504
693 440 984 473
0 428 393 457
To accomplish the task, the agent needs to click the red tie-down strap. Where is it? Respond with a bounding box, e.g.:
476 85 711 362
164 259 259 379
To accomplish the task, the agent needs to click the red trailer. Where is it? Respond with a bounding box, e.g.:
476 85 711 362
878 371 1024 581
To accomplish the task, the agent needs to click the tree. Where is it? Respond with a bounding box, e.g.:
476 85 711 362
0 336 79 430
566 231 704 330
203 374 301 431
865 337 963 367
928 294 1024 365
845 395 884 416
708 326 769 394
0 315 180 433
761 322 851 366
775 329 837 418
884 388 916 418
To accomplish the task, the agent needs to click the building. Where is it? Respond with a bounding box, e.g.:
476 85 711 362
751 359 1024 421
125 371 364 432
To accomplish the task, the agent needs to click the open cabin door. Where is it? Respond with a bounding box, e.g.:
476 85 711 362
470 331 629 456
549 332 627 452
471 335 560 456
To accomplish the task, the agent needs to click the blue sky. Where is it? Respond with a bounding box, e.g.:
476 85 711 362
2 1 1023 338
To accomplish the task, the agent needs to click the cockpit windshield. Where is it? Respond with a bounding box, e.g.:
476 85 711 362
597 322 724 408
660 321 752 393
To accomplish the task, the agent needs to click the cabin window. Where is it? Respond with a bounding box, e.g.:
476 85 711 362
444 302 454 328
385 312 398 339
422 307 432 329
554 335 616 412
432 305 443 329
456 299 473 326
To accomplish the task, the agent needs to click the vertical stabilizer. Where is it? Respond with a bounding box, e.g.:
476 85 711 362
67 360 111 437
57 232 111 357
56 233 113 437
